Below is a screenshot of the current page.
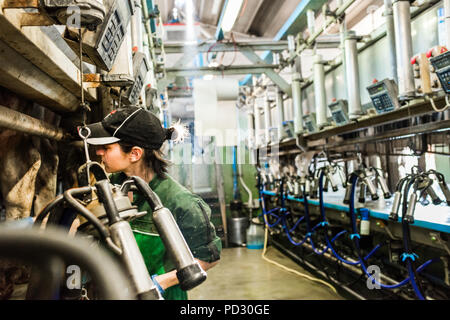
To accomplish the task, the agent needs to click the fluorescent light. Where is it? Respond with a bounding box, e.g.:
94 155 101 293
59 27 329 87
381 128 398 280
221 0 243 32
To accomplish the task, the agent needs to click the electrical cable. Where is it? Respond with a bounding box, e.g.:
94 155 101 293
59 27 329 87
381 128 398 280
426 94 449 112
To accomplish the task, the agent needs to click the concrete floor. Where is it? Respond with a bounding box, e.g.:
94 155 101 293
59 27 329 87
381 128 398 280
189 246 345 300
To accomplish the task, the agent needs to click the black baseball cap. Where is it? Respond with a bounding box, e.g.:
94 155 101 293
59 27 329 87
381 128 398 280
83 106 171 150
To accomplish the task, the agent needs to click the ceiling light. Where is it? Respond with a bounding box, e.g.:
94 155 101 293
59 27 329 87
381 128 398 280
221 0 243 32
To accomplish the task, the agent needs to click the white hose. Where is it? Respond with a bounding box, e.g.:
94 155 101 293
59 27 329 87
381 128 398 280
426 94 450 112
239 175 253 209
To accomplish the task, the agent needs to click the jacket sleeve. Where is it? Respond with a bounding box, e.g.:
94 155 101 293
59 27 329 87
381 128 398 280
175 198 222 263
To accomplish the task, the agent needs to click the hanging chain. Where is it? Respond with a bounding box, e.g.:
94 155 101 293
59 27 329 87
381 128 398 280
79 29 91 127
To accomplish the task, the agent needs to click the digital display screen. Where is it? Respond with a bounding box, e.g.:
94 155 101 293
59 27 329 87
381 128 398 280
430 51 450 70
368 83 386 95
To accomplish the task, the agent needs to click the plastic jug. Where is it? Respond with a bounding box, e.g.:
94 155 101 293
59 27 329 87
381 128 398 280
246 219 265 249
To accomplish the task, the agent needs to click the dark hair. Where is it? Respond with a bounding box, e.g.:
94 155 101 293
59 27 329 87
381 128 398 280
118 142 171 179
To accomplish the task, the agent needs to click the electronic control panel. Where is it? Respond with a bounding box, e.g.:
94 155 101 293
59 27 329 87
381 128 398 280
366 79 401 114
429 50 450 93
63 0 135 71
122 52 150 106
303 113 317 133
328 100 349 126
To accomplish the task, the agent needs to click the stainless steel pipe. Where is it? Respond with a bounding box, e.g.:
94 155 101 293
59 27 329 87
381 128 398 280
292 72 304 134
384 0 398 84
392 0 415 100
0 105 66 141
345 31 363 119
313 55 328 128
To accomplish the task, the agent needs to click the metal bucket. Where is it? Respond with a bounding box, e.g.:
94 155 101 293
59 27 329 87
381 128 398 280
227 217 249 246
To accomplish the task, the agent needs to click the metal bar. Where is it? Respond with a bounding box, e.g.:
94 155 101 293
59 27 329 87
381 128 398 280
288 0 357 65
158 40 289 54
304 95 447 141
315 119 450 149
165 64 279 77
240 47 292 97
0 105 67 141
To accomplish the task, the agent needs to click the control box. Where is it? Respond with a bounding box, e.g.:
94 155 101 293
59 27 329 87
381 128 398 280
63 0 136 71
303 113 317 133
328 99 349 126
366 79 401 114
429 50 450 93
122 52 150 106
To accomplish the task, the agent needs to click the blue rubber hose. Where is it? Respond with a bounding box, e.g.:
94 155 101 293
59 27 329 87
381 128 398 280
348 174 435 292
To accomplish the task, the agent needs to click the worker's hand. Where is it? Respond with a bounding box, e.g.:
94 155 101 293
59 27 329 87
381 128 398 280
68 218 80 237
152 259 219 291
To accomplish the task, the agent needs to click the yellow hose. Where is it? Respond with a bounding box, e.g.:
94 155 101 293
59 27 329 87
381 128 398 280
261 215 338 295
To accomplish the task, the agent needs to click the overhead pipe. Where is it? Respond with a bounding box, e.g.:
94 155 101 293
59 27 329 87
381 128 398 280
392 0 415 100
297 1 437 93
0 105 67 141
344 31 363 119
313 54 328 129
384 0 398 84
307 9 317 56
336 0 349 98
287 0 358 65
307 9 316 38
